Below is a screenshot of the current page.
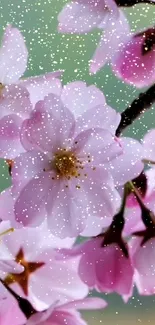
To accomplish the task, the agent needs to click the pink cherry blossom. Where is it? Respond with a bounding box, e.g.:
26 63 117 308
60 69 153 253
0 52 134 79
112 26 155 88
9 80 144 238
63 237 134 299
58 0 119 34
8 85 125 238
1 226 88 311
27 297 107 325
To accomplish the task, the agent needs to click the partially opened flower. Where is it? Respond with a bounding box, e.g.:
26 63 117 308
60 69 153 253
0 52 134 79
78 237 134 299
112 26 155 88
90 15 155 88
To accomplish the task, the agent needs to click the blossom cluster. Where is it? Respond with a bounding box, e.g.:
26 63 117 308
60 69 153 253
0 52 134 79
0 0 154 324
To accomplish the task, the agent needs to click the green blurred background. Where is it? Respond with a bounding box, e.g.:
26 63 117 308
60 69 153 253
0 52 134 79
0 0 155 323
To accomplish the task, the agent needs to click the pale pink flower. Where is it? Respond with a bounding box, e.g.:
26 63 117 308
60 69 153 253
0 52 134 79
8 83 125 238
58 0 119 34
1 226 88 311
27 297 107 325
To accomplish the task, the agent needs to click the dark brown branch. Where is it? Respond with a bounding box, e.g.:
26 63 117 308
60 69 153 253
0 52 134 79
116 84 155 136
115 0 155 7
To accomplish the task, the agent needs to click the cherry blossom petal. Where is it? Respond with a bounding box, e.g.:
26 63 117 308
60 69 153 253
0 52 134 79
14 172 51 227
90 10 130 74
20 94 75 153
62 82 120 134
106 137 144 186
80 214 111 237
0 114 25 159
0 85 32 120
46 167 120 238
143 129 155 162
58 1 108 33
63 297 107 310
20 72 62 107
0 25 28 84
73 128 122 164
0 189 17 224
48 309 86 325
61 82 106 117
11 151 49 189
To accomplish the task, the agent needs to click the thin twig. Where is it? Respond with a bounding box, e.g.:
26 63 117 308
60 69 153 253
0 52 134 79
116 83 155 136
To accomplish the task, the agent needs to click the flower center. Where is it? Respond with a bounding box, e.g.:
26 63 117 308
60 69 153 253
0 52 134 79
53 150 78 178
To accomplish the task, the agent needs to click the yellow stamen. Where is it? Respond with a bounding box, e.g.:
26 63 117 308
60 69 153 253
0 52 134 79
0 227 14 238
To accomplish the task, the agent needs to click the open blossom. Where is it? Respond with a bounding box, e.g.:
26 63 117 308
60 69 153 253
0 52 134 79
11 95 122 237
6 81 143 238
1 225 88 311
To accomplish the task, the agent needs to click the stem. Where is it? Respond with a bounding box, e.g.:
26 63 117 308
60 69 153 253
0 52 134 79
116 84 155 136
